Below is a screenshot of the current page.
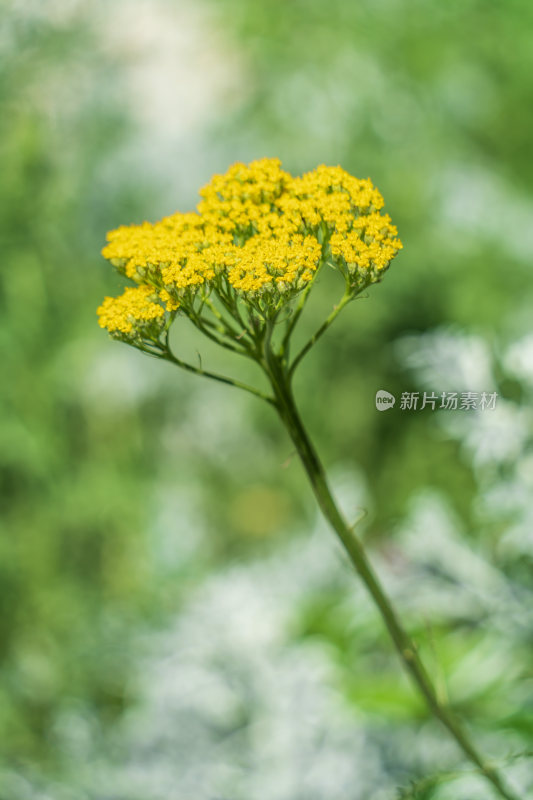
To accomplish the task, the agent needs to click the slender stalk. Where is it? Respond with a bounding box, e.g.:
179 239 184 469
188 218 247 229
162 336 275 406
289 288 353 377
280 264 323 357
204 293 256 349
187 312 250 358
263 351 519 800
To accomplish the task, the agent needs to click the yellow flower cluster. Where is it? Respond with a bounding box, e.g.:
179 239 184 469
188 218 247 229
227 233 321 293
329 211 402 272
98 158 402 337
97 285 165 337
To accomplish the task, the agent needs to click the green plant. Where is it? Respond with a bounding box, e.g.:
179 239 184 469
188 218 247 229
97 158 519 800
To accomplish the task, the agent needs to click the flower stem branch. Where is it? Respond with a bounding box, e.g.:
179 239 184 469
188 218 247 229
280 262 325 357
289 288 353 377
162 336 275 405
186 311 251 358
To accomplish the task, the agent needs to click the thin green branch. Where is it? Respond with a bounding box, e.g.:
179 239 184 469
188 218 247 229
280 261 326 357
289 288 352 377
186 309 253 359
216 278 257 343
194 312 253 355
162 333 274 405
202 293 255 349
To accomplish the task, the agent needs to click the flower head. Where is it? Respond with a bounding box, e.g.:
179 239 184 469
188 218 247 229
98 159 402 359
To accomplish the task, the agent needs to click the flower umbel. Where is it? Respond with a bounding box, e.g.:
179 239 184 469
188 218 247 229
98 158 402 362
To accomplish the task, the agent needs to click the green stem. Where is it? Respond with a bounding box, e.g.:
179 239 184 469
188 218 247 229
280 264 323 357
163 337 275 406
289 288 352 378
204 293 256 350
263 353 519 800
187 312 251 358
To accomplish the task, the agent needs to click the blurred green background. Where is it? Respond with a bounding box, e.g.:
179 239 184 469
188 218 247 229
1 1 532 798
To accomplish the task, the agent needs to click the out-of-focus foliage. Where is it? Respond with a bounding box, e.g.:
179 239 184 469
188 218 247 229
0 0 532 797
0 3 177 769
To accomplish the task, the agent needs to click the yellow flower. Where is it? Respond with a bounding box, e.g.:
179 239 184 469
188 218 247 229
98 158 402 340
97 285 165 337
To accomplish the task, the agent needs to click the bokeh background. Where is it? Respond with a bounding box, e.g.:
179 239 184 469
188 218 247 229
1 1 533 798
